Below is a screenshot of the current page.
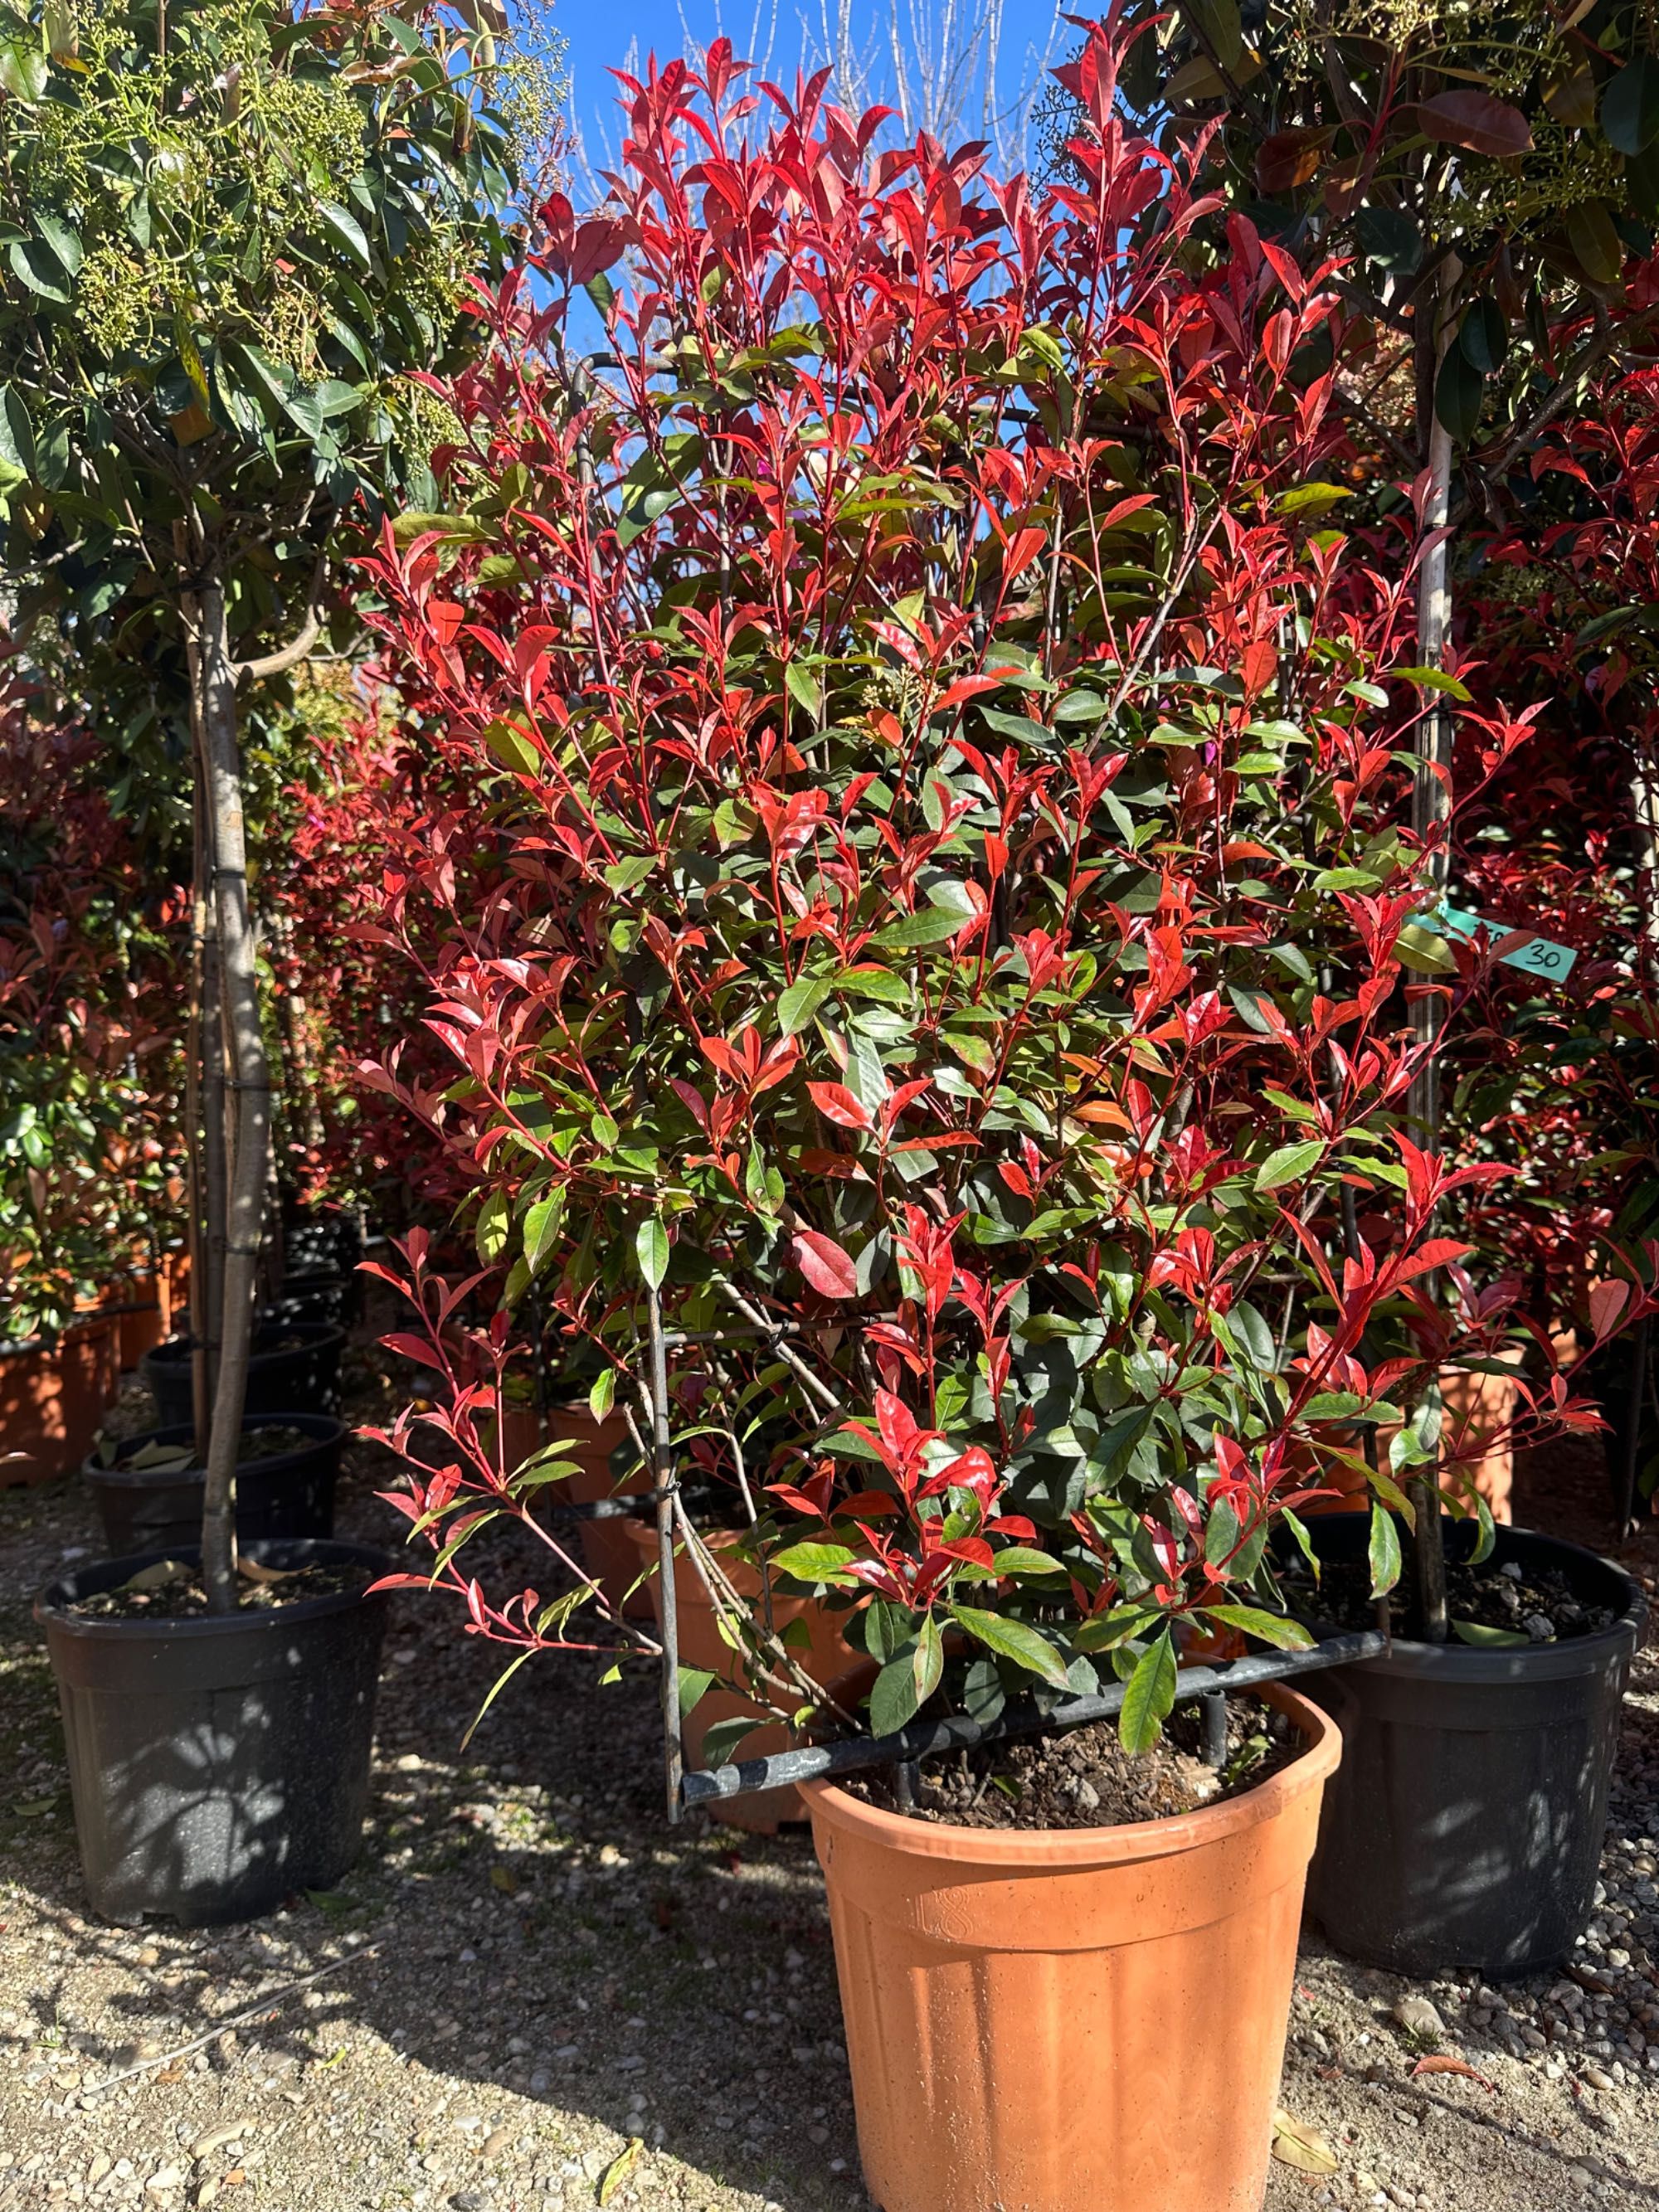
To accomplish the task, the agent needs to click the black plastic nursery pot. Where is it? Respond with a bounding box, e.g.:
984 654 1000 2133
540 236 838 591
282 1207 362 1280
141 1321 345 1428
83 1415 345 1557
36 1538 392 1925
259 1270 357 1331
1297 1515 1647 1979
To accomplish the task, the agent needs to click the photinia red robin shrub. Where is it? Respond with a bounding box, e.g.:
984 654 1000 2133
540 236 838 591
359 20 1624 1741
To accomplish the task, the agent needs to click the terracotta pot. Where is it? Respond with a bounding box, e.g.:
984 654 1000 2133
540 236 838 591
0 1319 122 1489
617 1514 858 1832
105 1271 165 1371
804 1680 1340 2212
1305 1357 1521 1524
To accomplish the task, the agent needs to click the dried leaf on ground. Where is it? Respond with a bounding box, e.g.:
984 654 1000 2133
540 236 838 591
1272 2107 1340 2174
597 2137 643 2205
1412 2054 1496 2092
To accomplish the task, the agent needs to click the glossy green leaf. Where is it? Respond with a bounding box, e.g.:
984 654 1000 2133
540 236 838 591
1254 1137 1324 1192
635 1217 669 1291
1118 1627 1177 1753
1368 1505 1402 1599
951 1604 1070 1685
1201 1605 1315 1650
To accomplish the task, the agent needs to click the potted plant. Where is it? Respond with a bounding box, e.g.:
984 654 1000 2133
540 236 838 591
357 21 1609 2195
5 0 531 1921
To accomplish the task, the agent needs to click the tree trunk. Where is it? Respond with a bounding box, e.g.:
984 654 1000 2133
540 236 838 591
192 566 275 1615
1404 256 1462 1646
185 720 227 1460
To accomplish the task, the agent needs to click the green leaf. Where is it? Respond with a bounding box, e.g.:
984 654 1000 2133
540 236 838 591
769 1541 858 1585
869 1635 937 1736
1273 483 1350 519
635 1217 669 1291
777 975 832 1036
475 1190 509 1263
317 200 373 270
1254 1137 1324 1192
0 385 36 479
523 1189 565 1274
873 907 968 950
950 1604 1070 1686
1395 921 1458 976
1457 299 1507 377
1603 56 1659 156
1279 1507 1320 1584
1434 344 1485 446
987 1544 1069 1580
1450 1617 1529 1649
1368 1504 1402 1600
700 1716 765 1767
1200 1605 1315 1650
0 41 48 100
1118 1627 1177 1753
483 719 540 775
588 1368 615 1422
783 660 823 720
34 211 82 279
678 1666 718 1715
1392 666 1472 700
8 238 71 302
1355 205 1421 275
1073 1605 1163 1652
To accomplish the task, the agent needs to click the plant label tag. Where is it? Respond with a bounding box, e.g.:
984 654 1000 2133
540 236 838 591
1412 906 1578 982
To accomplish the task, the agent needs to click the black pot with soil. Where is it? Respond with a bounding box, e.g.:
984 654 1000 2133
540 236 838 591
84 1414 346 1557
36 1538 392 1925
281 1205 363 1280
259 1269 358 1331
141 1321 345 1427
1284 1514 1646 1978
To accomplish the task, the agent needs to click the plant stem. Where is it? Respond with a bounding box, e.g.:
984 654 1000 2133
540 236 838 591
1405 253 1462 1647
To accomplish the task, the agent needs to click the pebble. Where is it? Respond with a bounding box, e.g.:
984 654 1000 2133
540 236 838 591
1581 2064 1616 2090
144 2166 186 2195
480 2126 513 2159
1392 1995 1447 2044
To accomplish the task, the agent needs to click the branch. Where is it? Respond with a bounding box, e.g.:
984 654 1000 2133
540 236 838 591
233 553 328 682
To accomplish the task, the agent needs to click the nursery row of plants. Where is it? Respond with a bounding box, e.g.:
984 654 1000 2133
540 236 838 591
5 2 1659 2209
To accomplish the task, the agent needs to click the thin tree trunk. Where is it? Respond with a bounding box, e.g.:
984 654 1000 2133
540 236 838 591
194 566 275 1615
1405 255 1462 1646
185 701 227 1461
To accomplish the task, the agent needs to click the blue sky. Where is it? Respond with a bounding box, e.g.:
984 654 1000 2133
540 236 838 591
546 0 1068 185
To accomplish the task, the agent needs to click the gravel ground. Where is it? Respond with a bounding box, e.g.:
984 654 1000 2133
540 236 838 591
0 1325 1655 2212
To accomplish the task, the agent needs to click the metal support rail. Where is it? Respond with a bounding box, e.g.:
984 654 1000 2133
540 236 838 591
678 1630 1386 1811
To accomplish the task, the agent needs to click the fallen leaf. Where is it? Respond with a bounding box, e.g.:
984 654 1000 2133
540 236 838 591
1271 2108 1340 2176
236 1554 298 1585
1412 2054 1496 2092
597 2137 644 2205
118 1558 191 1593
15 1796 56 1816
489 1864 519 1896
154 2065 184 2085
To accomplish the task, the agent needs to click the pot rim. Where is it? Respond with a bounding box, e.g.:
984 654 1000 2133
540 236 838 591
1294 1517 1648 1675
142 1321 346 1367
799 1677 1340 1868
35 1537 392 1641
81 1413 348 1488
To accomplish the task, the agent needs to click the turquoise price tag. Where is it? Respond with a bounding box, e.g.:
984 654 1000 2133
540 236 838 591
1412 905 1578 982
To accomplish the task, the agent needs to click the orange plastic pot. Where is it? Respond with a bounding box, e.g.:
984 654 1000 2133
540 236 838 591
617 1515 857 1832
1304 1357 1521 1524
0 1320 121 1489
492 1400 654 1621
805 1680 1340 2212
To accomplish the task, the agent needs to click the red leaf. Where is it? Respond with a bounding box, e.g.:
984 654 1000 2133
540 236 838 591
807 1080 873 1130
1589 1278 1632 1342
1417 91 1532 158
570 218 626 283
791 1228 859 1300
1411 2055 1496 2093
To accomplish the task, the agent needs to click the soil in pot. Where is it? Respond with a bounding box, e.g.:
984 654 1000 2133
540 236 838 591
37 1537 392 1925
85 1416 345 1556
1285 1541 1621 1646
1287 1514 1646 1978
805 1680 1340 2212
845 1692 1298 1829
